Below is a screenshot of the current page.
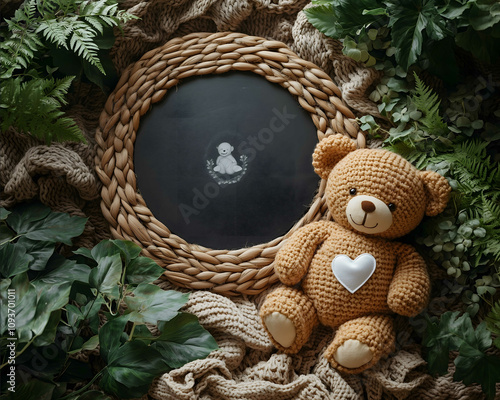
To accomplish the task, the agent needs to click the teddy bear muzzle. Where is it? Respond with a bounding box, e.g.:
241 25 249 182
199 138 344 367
346 195 393 234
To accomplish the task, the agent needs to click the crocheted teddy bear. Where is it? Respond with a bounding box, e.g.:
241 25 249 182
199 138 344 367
259 134 451 374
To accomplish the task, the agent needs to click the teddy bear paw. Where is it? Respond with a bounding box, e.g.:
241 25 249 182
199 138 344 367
333 339 373 369
263 312 296 348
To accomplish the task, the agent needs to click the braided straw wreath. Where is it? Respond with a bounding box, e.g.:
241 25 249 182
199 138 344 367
95 32 366 296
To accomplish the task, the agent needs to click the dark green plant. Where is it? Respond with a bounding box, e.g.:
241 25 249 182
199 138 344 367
305 0 500 81
359 70 499 397
0 0 136 144
369 76 500 315
422 311 500 399
0 203 218 399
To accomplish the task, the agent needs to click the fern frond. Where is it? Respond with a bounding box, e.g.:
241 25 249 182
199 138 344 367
0 77 85 144
41 0 62 15
412 72 449 135
0 31 43 78
84 16 105 34
36 20 72 49
45 75 74 105
66 20 103 72
26 0 37 19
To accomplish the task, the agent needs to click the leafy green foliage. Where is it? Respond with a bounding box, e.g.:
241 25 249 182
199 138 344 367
0 203 217 399
423 311 500 399
153 313 219 369
0 0 137 144
305 0 500 78
386 0 448 70
361 76 500 319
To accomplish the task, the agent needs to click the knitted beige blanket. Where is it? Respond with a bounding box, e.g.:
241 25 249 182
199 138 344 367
0 0 488 398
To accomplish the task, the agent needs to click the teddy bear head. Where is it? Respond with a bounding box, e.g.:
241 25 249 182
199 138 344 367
312 134 451 239
217 142 234 156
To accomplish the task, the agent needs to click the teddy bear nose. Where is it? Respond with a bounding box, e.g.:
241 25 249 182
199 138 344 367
361 201 376 213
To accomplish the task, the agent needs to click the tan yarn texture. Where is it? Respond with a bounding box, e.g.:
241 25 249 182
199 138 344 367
0 0 492 398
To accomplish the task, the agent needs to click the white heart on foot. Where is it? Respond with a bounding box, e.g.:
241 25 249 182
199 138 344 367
331 254 376 293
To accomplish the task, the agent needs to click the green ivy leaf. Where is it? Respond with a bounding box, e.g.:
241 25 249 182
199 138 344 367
131 324 155 344
99 340 169 398
6 203 87 245
32 309 61 347
110 239 142 265
91 240 122 261
125 257 164 285
30 282 72 336
68 335 99 354
422 311 467 375
0 207 11 221
35 256 91 286
0 242 31 278
125 284 189 325
89 253 122 298
99 314 130 363
24 212 87 244
6 202 51 233
66 303 84 330
81 296 105 334
73 246 93 259
16 237 55 271
153 313 218 369
467 2 500 31
0 224 15 244
454 323 500 399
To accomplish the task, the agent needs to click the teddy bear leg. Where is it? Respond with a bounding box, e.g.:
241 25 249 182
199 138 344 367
259 286 318 354
324 314 395 374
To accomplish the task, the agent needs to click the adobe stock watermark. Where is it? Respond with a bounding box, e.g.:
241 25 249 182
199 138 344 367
4 288 17 393
178 106 297 225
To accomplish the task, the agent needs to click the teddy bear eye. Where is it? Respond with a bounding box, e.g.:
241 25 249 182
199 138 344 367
388 203 397 212
349 188 357 195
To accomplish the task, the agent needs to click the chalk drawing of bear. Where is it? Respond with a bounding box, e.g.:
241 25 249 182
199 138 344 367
213 142 242 175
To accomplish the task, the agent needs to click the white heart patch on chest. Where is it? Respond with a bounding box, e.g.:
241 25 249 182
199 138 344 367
331 254 377 294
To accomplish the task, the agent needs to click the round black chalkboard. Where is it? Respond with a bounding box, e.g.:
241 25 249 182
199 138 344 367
134 71 320 249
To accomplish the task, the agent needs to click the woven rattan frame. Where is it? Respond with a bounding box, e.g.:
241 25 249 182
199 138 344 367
95 32 366 296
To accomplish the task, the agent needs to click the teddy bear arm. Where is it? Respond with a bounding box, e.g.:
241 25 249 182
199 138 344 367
387 244 431 317
274 222 331 286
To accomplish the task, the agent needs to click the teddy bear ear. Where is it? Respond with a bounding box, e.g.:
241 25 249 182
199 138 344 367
312 134 357 179
419 170 451 216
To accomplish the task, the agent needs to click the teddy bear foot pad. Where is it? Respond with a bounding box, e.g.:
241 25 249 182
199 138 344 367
333 339 374 369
